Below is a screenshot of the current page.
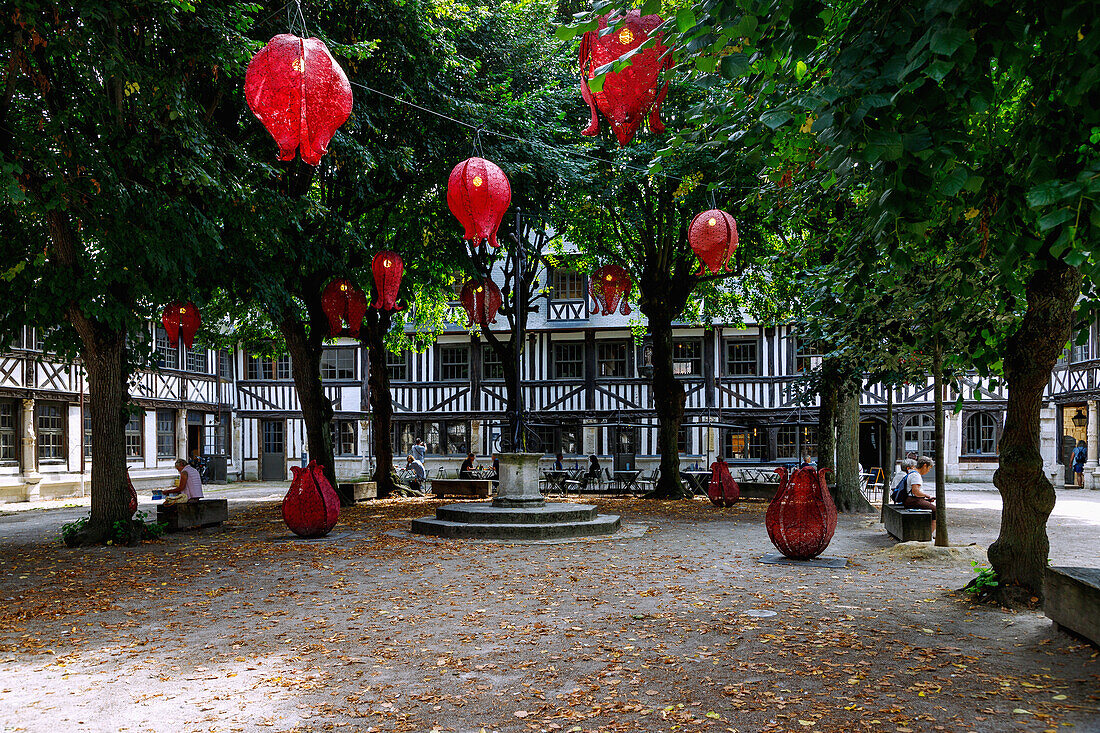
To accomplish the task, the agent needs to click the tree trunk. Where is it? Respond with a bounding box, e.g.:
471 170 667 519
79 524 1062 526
484 332 521 451
933 338 948 546
818 378 838 473
834 377 870 512
881 387 894 521
650 314 689 499
364 309 397 498
990 260 1081 605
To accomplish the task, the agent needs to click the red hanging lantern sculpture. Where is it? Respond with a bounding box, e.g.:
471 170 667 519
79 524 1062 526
447 157 512 249
766 466 838 561
321 278 368 337
161 301 201 349
578 11 671 146
706 458 740 507
459 277 503 327
589 264 633 316
244 34 353 166
371 251 403 311
282 460 340 538
688 209 739 274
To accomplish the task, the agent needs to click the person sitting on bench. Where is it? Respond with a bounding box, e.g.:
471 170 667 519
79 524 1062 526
163 458 204 505
901 456 936 537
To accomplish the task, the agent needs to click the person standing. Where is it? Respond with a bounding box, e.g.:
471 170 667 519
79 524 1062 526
1072 440 1087 487
412 437 427 464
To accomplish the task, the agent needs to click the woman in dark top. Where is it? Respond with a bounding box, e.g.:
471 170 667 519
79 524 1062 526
459 452 476 479
582 454 601 488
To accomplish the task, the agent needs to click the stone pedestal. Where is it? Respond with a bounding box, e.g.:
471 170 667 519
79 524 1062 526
1086 401 1099 489
493 452 544 508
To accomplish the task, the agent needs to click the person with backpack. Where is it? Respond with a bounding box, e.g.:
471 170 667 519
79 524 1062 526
1072 440 1087 487
892 456 936 538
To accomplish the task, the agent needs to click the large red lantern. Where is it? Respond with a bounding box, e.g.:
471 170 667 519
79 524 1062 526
688 209 738 274
282 460 340 538
162 301 201 349
578 11 671 146
589 264 632 316
706 458 740 507
766 466 837 561
459 277 503 327
371 251 403 311
447 157 512 248
321 278 368 337
244 34 353 166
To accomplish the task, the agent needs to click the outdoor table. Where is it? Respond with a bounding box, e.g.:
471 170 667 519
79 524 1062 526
680 470 711 495
613 470 644 495
542 470 570 494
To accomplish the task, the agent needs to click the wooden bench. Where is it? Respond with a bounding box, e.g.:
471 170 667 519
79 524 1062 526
156 499 228 532
1045 566 1100 647
431 478 494 499
884 503 933 542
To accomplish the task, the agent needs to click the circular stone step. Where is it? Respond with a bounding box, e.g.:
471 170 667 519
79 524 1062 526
410 513 621 540
436 502 598 525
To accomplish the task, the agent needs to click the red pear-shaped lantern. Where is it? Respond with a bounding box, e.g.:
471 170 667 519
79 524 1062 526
765 466 837 560
706 458 740 507
589 264 632 316
244 34 353 166
371 251 403 311
579 11 671 146
688 209 738 274
282 460 340 538
447 157 512 248
321 278 368 337
162 301 201 349
459 277 503 327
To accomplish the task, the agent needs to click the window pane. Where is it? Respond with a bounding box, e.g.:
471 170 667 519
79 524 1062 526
0 402 15 461
331 420 356 456
966 413 998 455
446 422 468 455
156 328 178 369
219 350 233 379
903 414 935 457
613 427 636 454
84 413 92 460
776 425 797 460
321 349 354 380
439 346 469 381
550 269 585 300
561 425 580 455
125 412 143 458
553 342 584 379
482 345 504 380
393 422 416 456
156 409 175 458
800 426 818 460
597 341 628 378
37 403 64 461
186 344 208 373
276 356 292 379
725 340 757 376
673 340 702 376
678 424 691 454
387 350 409 381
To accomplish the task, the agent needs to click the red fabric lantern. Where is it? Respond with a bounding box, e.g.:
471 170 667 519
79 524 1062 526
244 34 353 166
321 278 368 337
765 466 838 561
161 301 201 349
578 11 671 146
127 470 138 518
282 460 340 538
589 264 632 316
706 459 740 507
447 157 512 248
688 209 738 274
371 251 403 311
459 277 503 327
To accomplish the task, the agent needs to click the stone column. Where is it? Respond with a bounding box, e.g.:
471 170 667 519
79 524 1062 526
175 409 188 462
1039 406 1061 485
1087 401 1099 489
493 452 544 508
22 398 41 501
582 419 598 456
359 418 372 476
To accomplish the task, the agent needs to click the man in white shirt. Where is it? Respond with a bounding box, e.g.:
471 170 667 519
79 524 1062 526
164 458 204 505
406 455 426 493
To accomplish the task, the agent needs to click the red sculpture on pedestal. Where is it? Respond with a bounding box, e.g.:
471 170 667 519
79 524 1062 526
371 251 403 311
447 157 512 248
578 11 671 146
321 278 368 337
162 302 201 349
127 470 138 518
459 277 503 326
706 458 740 507
589 264 632 316
282 460 340 538
688 209 738 274
766 466 837 560
244 34 353 165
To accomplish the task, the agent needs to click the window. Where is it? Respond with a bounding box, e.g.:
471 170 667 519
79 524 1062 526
673 340 702 376
446 422 469 455
125 411 143 459
965 413 998 455
320 349 355 380
794 337 822 373
185 344 208 373
527 422 581 455
776 425 798 460
903 414 935 458
36 403 64 461
611 426 637 455
553 342 584 379
560 424 581 455
246 354 292 380
1072 336 1090 363
439 345 469 381
156 409 175 458
84 413 92 460
725 427 765 460
218 350 233 379
678 424 691 454
392 420 466 456
800 426 818 460
393 421 417 457
330 420 357 456
550 268 586 300
597 341 629 378
725 339 757 376
387 350 409 381
0 401 16 461
482 345 504 380
155 327 178 369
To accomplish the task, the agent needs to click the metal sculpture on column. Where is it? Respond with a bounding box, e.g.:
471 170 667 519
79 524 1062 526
766 466 837 560
282 460 340 538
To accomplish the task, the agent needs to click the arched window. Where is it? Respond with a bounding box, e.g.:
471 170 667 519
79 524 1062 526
965 413 998 455
902 414 935 458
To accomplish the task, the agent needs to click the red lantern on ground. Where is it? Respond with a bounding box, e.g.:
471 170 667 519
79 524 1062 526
282 460 340 538
244 34 353 166
688 209 738 274
162 302 201 349
371 251 403 311
459 278 503 327
321 278 368 337
707 458 740 507
766 466 838 561
589 264 633 316
578 11 671 146
447 157 512 248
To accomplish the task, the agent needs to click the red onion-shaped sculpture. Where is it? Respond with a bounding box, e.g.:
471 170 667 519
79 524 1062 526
162 301 201 349
447 157 512 248
706 458 740 507
766 466 837 560
127 470 138 518
459 277 503 326
578 11 671 146
688 209 739 274
244 34 353 166
321 278 368 337
589 264 633 316
282 460 340 538
371 251 403 311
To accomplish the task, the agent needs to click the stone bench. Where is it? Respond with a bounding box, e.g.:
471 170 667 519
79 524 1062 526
156 499 228 532
339 481 377 502
431 478 494 499
1045 566 1100 647
884 503 933 542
